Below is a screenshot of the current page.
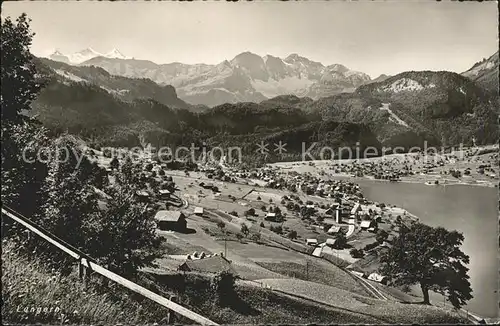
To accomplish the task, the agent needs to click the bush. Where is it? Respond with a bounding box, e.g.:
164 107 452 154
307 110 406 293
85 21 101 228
229 210 238 217
240 224 249 236
287 230 298 240
251 233 261 242
145 163 154 172
270 225 283 234
244 208 256 216
350 248 364 258
375 229 389 243
363 241 379 251
210 270 237 306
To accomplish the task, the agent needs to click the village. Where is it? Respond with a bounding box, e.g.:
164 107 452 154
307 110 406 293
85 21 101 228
84 145 441 295
272 144 499 187
73 142 499 325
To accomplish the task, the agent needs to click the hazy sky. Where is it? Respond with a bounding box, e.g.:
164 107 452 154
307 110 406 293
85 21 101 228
2 1 498 77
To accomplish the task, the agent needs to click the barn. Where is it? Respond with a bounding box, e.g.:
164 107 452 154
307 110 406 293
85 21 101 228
154 210 187 231
178 255 235 274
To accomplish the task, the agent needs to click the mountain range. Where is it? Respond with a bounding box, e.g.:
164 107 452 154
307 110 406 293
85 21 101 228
31 50 499 163
461 51 499 95
48 49 374 107
48 47 129 65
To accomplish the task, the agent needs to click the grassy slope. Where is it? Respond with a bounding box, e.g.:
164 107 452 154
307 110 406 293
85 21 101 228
7 240 460 324
1 242 170 324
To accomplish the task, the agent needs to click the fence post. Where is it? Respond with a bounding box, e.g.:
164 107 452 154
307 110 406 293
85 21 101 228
167 295 178 324
78 261 84 280
81 258 91 287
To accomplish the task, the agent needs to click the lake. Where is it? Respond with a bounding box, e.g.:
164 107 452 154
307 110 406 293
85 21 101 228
349 179 498 318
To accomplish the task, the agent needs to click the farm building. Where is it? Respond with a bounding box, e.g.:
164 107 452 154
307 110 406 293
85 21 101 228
265 212 277 221
360 220 375 230
381 241 393 248
368 273 388 285
154 210 187 231
203 183 215 189
322 218 337 225
348 218 356 225
194 207 204 216
158 189 171 198
178 255 235 274
327 226 341 234
350 203 361 216
350 270 365 278
325 238 337 247
306 238 318 246
324 203 339 216
135 190 151 202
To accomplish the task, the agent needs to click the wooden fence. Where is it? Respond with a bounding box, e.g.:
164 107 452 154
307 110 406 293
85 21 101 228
1 206 218 326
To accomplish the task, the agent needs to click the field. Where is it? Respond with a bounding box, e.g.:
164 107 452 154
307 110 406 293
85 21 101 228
8 241 432 325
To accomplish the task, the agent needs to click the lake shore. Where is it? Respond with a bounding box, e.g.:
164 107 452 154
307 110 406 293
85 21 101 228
270 144 499 189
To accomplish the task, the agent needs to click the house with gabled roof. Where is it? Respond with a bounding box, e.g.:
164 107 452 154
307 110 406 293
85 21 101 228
154 210 187 231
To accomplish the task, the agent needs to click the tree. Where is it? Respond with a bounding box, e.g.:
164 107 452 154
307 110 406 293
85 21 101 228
250 233 261 242
37 136 101 273
333 230 347 249
240 224 249 237
379 222 472 308
85 183 163 278
120 156 136 183
1 14 44 123
287 230 298 240
217 221 226 232
376 229 389 243
244 208 255 216
1 14 48 224
350 248 364 258
211 270 237 306
110 157 120 170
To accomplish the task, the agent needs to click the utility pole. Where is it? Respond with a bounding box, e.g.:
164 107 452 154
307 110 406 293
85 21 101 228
224 232 227 258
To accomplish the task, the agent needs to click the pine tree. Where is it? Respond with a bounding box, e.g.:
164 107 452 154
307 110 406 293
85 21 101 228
1 14 48 238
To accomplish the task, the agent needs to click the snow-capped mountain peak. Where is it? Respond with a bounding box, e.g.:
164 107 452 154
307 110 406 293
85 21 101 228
51 49 65 56
105 48 127 59
63 47 103 64
326 64 349 74
48 47 130 64
45 48 380 105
